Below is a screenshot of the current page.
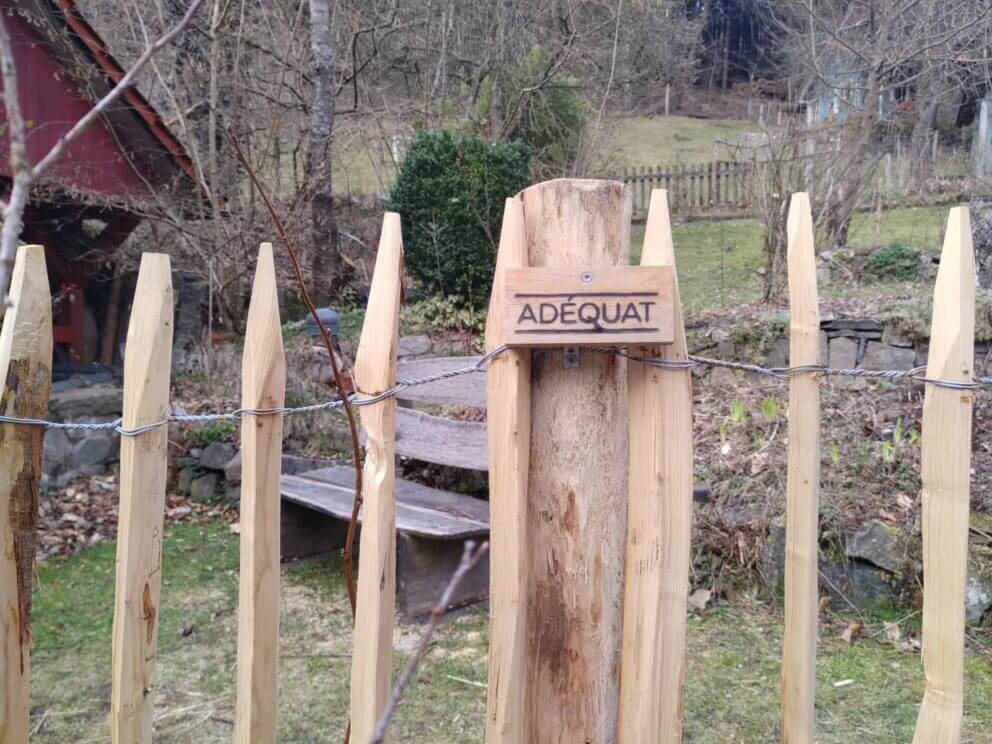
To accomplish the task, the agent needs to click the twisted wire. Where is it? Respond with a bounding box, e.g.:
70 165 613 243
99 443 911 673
1 342 988 437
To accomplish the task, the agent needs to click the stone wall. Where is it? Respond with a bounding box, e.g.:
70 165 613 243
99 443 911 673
43 383 123 491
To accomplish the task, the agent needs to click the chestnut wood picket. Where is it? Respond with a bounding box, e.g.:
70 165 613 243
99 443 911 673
0 188 978 744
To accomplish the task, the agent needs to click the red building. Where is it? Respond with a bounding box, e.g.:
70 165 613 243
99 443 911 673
0 0 199 369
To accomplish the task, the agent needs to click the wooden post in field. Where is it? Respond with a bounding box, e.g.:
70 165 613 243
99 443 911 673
0 246 52 742
913 207 975 744
618 190 693 744
350 213 403 744
780 193 821 744
485 197 531 744
234 244 286 744
111 253 173 743
519 179 630 742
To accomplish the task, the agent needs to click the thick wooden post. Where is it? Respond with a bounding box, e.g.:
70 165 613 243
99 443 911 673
349 213 403 744
234 244 286 744
485 197 531 744
111 253 174 744
518 179 631 743
0 246 52 743
618 190 693 744
780 193 820 744
913 207 975 744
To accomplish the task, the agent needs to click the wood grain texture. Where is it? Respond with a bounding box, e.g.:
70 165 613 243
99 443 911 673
520 178 631 744
282 468 489 539
391 408 487 470
618 191 693 744
234 244 286 744
780 193 821 744
0 245 51 743
349 212 403 744
111 253 174 744
502 265 674 346
913 207 975 744
485 196 531 744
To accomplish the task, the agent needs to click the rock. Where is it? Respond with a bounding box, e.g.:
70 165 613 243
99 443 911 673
845 520 906 573
710 328 730 344
763 337 789 368
224 451 242 484
42 428 72 476
862 342 917 372
177 466 197 495
397 335 432 358
200 441 236 471
190 472 220 501
49 384 123 421
882 328 915 348
966 575 992 625
819 332 829 365
761 518 787 592
828 337 858 368
821 318 882 335
71 433 117 468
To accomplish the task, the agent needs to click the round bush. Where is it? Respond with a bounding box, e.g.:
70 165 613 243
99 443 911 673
388 130 530 306
865 243 919 282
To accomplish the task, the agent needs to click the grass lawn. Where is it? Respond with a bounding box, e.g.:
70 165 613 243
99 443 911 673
607 115 756 170
29 520 992 742
631 205 950 312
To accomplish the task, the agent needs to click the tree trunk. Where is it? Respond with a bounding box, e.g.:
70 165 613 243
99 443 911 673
910 77 939 191
309 0 342 300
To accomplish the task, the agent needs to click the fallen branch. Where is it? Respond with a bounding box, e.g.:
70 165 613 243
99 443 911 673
370 540 490 744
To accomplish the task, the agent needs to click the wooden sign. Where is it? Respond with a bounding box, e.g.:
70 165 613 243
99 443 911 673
502 265 674 346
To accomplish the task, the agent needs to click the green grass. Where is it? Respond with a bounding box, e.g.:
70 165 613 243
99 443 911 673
630 205 949 312
609 115 756 170
29 520 992 742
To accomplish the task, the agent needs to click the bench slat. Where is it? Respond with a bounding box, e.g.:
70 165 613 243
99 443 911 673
395 356 485 407
281 467 489 540
394 408 488 471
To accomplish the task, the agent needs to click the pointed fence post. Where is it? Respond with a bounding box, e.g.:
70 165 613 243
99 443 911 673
618 190 693 744
0 245 52 742
234 244 286 744
349 213 403 744
780 193 820 744
913 207 975 744
485 197 531 744
111 253 174 744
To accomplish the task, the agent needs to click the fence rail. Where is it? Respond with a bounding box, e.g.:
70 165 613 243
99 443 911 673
614 161 755 216
0 187 983 742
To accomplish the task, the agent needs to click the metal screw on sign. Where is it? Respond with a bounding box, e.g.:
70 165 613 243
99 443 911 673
580 271 593 283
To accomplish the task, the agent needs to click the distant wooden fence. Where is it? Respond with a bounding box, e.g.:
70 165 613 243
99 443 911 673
615 160 754 217
0 183 979 743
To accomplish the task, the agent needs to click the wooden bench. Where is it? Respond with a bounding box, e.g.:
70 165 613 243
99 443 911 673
280 356 490 619
279 354 707 618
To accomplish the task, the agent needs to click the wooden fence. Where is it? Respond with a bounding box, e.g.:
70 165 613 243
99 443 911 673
615 161 754 217
0 182 978 743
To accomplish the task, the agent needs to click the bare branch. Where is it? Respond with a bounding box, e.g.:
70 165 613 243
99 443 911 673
370 540 490 744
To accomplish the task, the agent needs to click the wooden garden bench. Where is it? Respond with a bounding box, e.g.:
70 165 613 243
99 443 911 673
279 355 490 618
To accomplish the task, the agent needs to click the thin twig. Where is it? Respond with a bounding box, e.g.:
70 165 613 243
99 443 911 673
370 540 490 744
225 127 363 618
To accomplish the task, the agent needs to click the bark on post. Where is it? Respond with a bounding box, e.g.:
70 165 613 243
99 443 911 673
518 178 631 743
0 245 52 742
